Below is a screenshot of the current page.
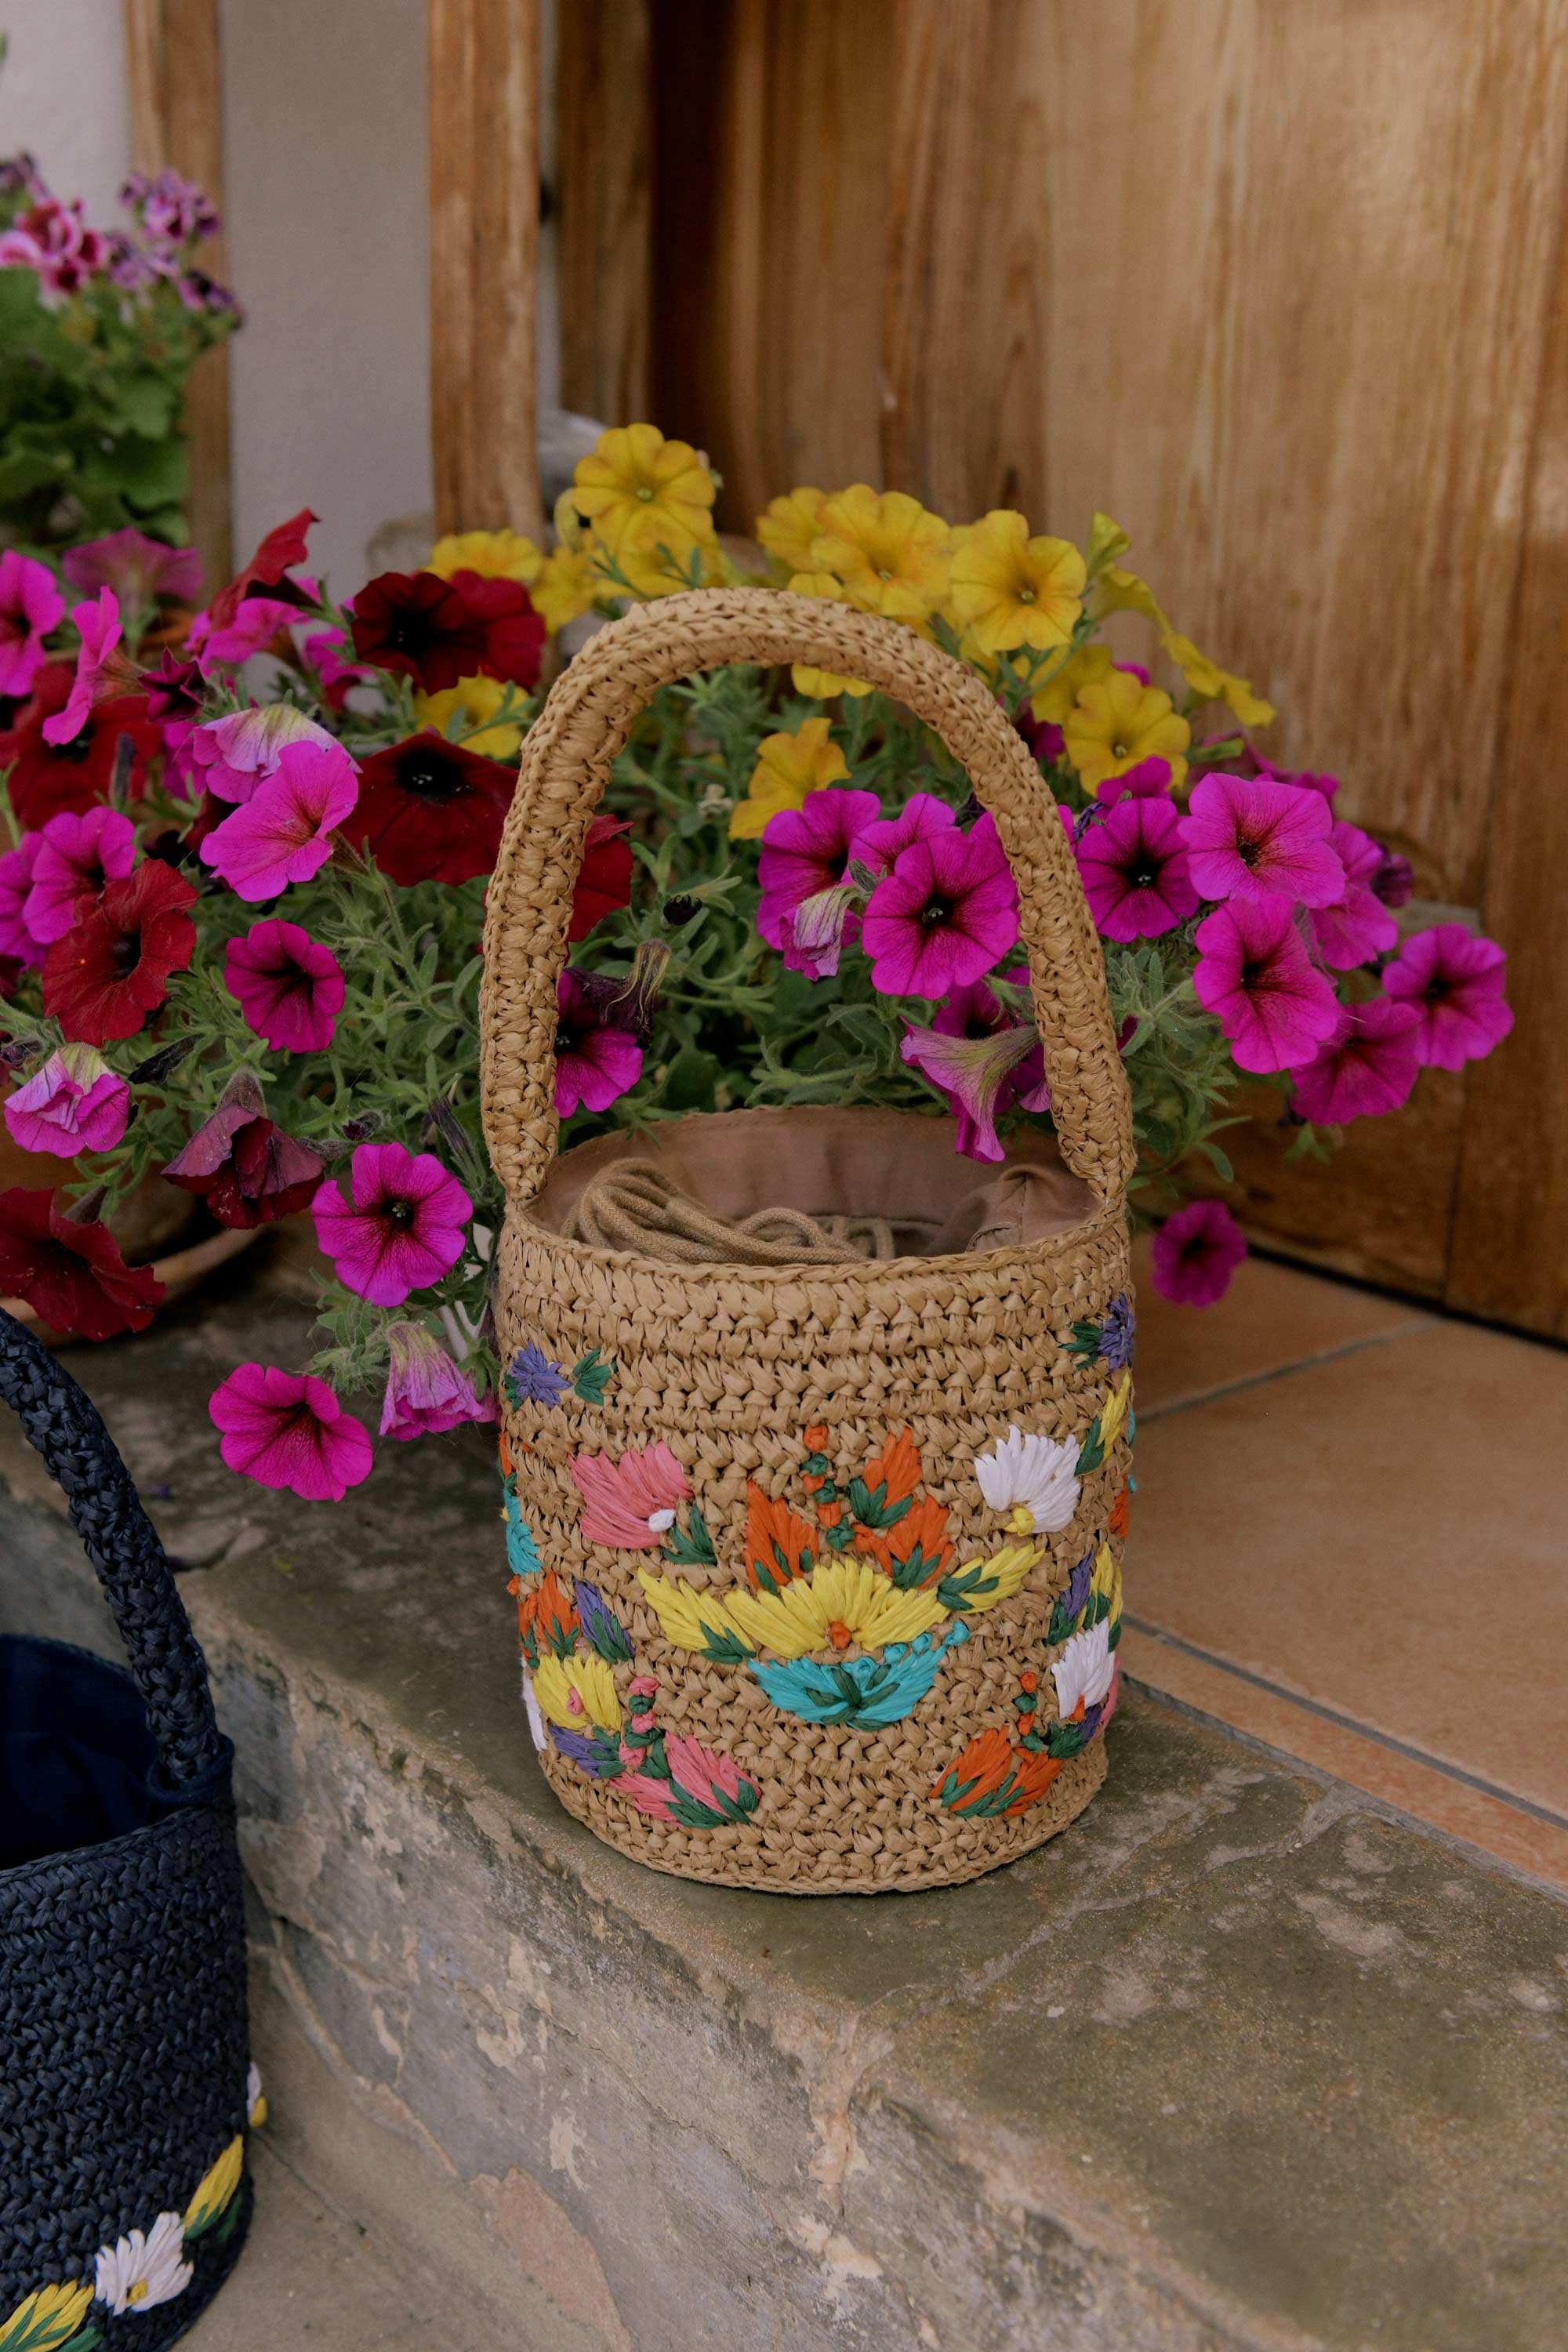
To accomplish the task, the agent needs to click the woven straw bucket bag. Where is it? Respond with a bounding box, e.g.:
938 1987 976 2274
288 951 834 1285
481 589 1137 1894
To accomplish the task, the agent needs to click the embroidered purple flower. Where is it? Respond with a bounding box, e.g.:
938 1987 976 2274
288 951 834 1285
41 591 122 747
1150 1199 1248 1307
862 813 1020 999
314 1142 474 1306
24 805 136 944
2 1044 129 1157
1076 794 1198 942
1098 1294 1136 1372
1290 999 1421 1124
61 528 203 611
0 550 64 699
575 1578 635 1664
1192 898 1341 1073
1311 820 1399 969
1381 924 1513 1069
189 703 339 804
1094 753 1171 807
379 1321 493 1440
846 792 956 880
554 967 643 1116
1180 772 1344 909
757 788 880 956
900 975 1048 1163
507 1342 570 1408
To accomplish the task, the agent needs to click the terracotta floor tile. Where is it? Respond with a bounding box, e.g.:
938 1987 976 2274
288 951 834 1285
1132 1234 1431 1417
1127 1319 1568 1832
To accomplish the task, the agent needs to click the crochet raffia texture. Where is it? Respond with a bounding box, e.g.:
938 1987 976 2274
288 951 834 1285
480 593 1134 1893
0 1308 251 2330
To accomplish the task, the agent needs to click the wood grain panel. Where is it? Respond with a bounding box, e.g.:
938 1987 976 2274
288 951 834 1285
428 0 544 540
557 0 652 426
122 0 232 593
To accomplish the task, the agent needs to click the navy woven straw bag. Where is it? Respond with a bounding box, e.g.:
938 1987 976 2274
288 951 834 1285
0 1309 254 2350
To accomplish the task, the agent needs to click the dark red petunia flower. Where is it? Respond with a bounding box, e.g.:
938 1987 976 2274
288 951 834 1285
162 1072 325 1229
337 730 517 886
348 571 483 693
568 813 633 942
202 508 318 633
42 861 198 1044
0 662 162 826
446 570 545 691
140 647 205 727
0 1186 165 1339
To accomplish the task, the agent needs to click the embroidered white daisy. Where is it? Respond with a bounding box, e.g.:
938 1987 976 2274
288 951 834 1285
521 1665 547 1753
974 1428 1080 1534
1051 1617 1116 1719
94 2212 193 2317
247 2061 268 2129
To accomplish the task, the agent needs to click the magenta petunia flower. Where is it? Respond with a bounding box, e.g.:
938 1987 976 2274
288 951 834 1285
0 833 45 967
554 967 643 1116
209 1362 373 1501
23 804 136 944
314 1141 473 1307
757 788 881 954
1180 772 1344 909
61 528 203 610
189 703 339 804
1192 898 1341 1073
199 737 359 901
1290 999 1421 1124
379 1321 494 1440
570 1443 691 1548
303 619 374 710
2 1044 129 1157
1149 1198 1247 1308
41 590 122 746
862 814 1020 1000
780 883 859 980
1076 795 1198 943
1370 845 1414 909
1311 820 1399 969
901 1007 1049 1169
1382 924 1513 1070
188 593 301 674
1094 754 1171 807
847 792 956 879
0 550 64 698
224 917 346 1052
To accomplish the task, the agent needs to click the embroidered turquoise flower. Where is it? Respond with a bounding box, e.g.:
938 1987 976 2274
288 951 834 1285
749 1619 969 1726
504 1489 540 1578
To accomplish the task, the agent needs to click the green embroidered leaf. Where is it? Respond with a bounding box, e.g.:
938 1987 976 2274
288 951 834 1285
700 1625 756 1666
1108 1617 1123 1651
935 1563 1005 1613
800 1451 833 1478
822 1519 857 1553
1047 1598 1079 1645
1065 1319 1105 1369
662 1504 717 1568
846 1476 912 1532
1011 1691 1036 1715
1076 1417 1107 1475
889 1540 945 1592
1045 1719 1088 1759
1018 1730 1046 1753
570 1348 617 1404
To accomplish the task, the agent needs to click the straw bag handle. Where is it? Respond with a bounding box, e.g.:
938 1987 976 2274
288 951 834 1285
481 588 1136 1211
0 1307 229 1796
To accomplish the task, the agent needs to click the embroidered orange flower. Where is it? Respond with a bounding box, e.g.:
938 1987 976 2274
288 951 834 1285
855 1494 952 1586
532 1570 578 1657
1109 1483 1131 1540
804 1422 829 1451
499 1431 513 1477
932 1725 1013 1809
862 1428 921 1510
743 1483 818 1593
1004 1750 1063 1813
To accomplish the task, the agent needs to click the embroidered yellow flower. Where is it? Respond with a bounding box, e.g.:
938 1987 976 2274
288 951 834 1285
1088 1541 1123 1624
637 1570 752 1654
413 674 523 760
1065 673 1189 792
0 2281 94 2351
534 1650 622 1735
1025 641 1114 727
809 485 952 624
724 1559 947 1660
532 544 598 634
184 2135 244 2237
948 511 1085 655
1160 630 1276 728
756 487 828 575
783 569 874 699
944 1541 1043 1615
729 717 850 840
427 528 543 585
572 423 717 566
1098 1373 1132 1455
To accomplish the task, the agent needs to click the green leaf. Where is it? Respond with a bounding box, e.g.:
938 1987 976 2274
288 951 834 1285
571 1347 616 1404
662 1504 717 1568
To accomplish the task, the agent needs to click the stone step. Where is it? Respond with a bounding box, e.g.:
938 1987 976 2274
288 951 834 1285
4 1283 1566 2352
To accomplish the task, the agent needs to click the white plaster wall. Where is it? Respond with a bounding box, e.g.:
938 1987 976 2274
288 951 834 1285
0 0 130 230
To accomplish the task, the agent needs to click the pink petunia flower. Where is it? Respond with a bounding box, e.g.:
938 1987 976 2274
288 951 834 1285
1370 846 1414 909
314 1141 473 1306
1381 924 1513 1070
862 814 1020 999
24 805 137 944
1180 772 1344 909
41 590 122 746
189 703 339 804
303 619 374 710
188 593 303 673
199 737 358 901
1150 1198 1248 1307
757 788 881 955
209 1362 373 1501
780 884 860 980
0 550 64 698
1094 754 1171 808
570 1443 691 1548
1076 795 1198 943
3 1043 129 1157
847 792 956 879
0 834 46 968
379 1321 494 1440
899 972 1048 1163
224 917 346 1052
1192 898 1341 1073
61 528 202 610
1311 820 1399 969
554 967 643 1116
1290 999 1421 1124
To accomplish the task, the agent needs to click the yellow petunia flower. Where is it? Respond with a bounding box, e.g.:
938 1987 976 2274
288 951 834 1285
427 528 543 586
756 487 828 575
724 1559 948 1661
414 673 523 760
554 487 588 549
637 1570 753 1655
0 2281 94 2351
729 717 849 840
1092 560 1170 633
184 2135 244 2237
1086 512 1132 577
808 485 952 625
1065 673 1189 793
1160 630 1276 728
784 569 875 699
1026 641 1114 727
948 511 1086 656
534 1650 622 1736
1098 1373 1132 1456
572 423 717 566
532 544 599 635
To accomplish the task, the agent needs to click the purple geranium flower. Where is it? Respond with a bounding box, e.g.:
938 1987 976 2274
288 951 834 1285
1381 924 1513 1070
1076 795 1197 942
313 1142 473 1307
1192 899 1341 1073
554 967 642 1116
1149 1199 1247 1307
1290 999 1421 1124
862 813 1019 999
757 788 881 955
1311 820 1399 969
508 1342 570 1407
1180 772 1345 909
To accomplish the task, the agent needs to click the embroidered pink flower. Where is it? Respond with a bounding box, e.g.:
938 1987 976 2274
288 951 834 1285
189 703 339 804
224 918 346 1052
665 1734 752 1811
379 1321 494 1439
0 550 64 697
1094 754 1171 807
1180 772 1344 909
1076 795 1198 943
900 973 1048 1163
1150 1199 1248 1307
313 1141 473 1306
1381 924 1513 1069
1192 899 1341 1073
846 792 956 879
4 1044 129 1157
41 591 122 746
570 1443 691 1548
554 967 643 1116
0 834 45 967
209 1363 373 1501
199 738 359 901
862 814 1020 999
757 788 880 954
1290 999 1421 1124
1311 821 1399 969
23 805 137 944
61 528 203 609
